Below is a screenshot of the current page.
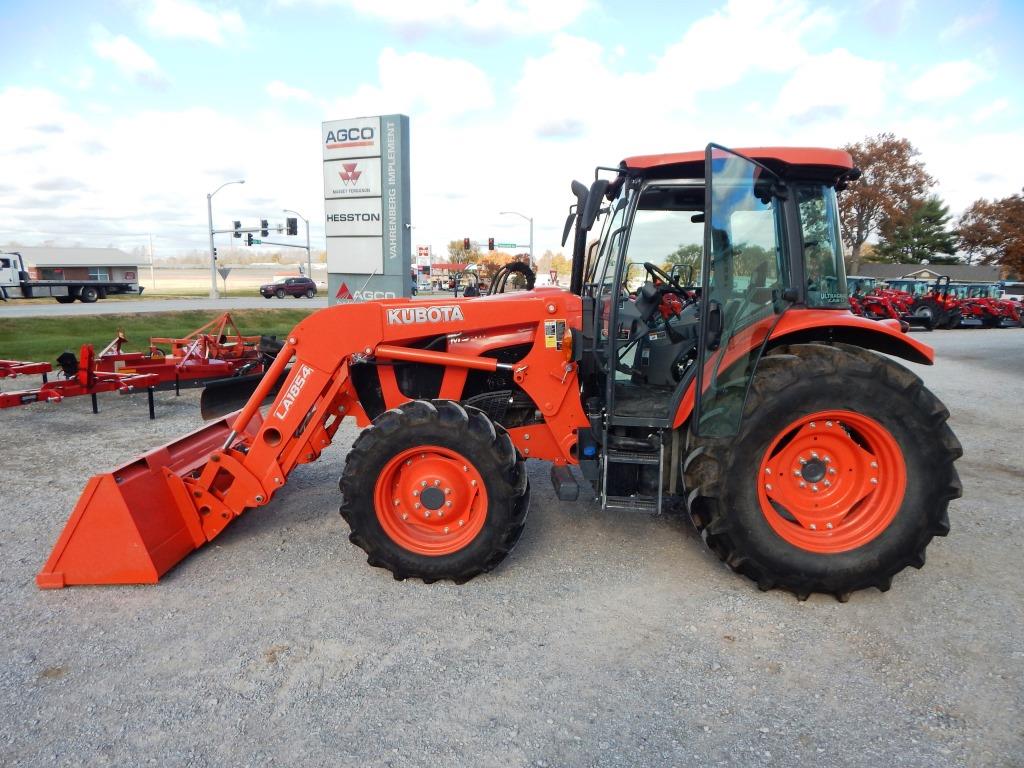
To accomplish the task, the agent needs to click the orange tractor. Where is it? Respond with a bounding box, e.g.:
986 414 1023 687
38 146 962 599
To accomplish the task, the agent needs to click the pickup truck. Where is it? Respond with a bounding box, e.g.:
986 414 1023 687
0 252 143 303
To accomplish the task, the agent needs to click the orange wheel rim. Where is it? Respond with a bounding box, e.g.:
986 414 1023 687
757 410 906 554
374 446 488 556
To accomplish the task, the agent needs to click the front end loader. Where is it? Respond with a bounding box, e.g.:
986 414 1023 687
38 145 962 599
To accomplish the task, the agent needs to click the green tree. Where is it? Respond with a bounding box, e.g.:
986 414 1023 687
876 196 956 263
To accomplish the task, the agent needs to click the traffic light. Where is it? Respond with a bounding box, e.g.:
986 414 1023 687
260 219 269 238
246 233 254 246
233 221 241 239
213 247 218 258
463 237 470 251
286 217 298 236
488 237 494 251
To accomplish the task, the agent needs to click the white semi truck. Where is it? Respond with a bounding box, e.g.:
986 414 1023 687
0 252 143 303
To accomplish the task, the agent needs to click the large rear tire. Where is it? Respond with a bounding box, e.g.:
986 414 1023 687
683 343 961 600
340 400 529 583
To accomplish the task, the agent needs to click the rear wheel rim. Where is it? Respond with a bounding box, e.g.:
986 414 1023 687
757 410 906 553
374 446 488 556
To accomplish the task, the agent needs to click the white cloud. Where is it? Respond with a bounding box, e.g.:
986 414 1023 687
774 49 887 123
311 0 586 35
326 48 494 118
91 27 169 88
905 60 990 103
266 80 314 103
144 0 245 45
971 97 1009 124
940 8 995 40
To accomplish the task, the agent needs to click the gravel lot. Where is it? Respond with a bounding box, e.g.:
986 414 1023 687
1 328 1021 767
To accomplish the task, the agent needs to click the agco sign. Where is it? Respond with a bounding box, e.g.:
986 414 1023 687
325 126 375 149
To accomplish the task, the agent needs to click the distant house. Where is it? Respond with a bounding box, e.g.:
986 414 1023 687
16 247 140 284
854 263 1000 283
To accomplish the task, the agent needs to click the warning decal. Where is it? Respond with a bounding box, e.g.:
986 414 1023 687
544 319 566 350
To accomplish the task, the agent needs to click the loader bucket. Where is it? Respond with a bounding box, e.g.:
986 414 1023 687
37 411 263 588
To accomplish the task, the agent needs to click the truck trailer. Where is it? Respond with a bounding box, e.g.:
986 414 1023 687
0 251 143 303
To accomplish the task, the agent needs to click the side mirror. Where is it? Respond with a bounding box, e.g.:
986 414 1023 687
581 179 610 231
561 204 577 247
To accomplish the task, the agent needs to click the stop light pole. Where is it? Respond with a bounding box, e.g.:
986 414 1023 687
206 179 245 299
283 208 311 278
499 210 533 271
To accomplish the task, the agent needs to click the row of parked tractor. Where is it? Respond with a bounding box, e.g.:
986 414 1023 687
848 276 1023 330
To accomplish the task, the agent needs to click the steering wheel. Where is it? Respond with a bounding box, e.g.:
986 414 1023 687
643 261 679 289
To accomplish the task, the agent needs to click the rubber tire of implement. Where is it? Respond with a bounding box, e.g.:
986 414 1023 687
340 400 530 583
682 342 962 600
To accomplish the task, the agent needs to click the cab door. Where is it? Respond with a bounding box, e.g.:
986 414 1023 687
693 145 789 437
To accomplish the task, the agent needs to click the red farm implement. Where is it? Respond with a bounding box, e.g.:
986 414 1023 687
0 313 273 415
0 359 52 379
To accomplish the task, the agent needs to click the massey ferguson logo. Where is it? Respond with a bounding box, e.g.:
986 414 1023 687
275 364 314 420
387 305 465 325
338 163 362 186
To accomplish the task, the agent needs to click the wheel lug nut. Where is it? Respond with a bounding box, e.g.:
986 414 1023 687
458 520 465 527
444 527 449 534
823 480 831 487
405 460 411 466
810 451 819 459
470 479 477 486
870 461 878 469
811 484 819 492
445 500 452 507
799 457 807 465
870 478 878 485
434 479 441 486
793 469 801 476
414 503 421 509
421 480 427 487
393 499 400 506
810 422 816 428
445 488 452 495
826 522 833 529
799 481 806 488
412 490 419 497
765 483 773 491
810 523 817 530
765 467 772 475
463 465 468 472
826 421 833 428
401 513 408 520
823 456 831 464
828 467 836 475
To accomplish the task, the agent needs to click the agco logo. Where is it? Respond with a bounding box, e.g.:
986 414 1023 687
336 282 397 301
387 305 466 325
338 163 362 186
275 364 314 420
325 126 375 149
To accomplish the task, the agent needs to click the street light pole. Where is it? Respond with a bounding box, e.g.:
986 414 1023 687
283 208 311 279
499 210 534 271
206 179 245 299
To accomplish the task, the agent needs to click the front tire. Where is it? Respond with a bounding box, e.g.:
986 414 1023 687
683 343 961 600
275 289 285 299
305 288 315 298
340 400 529 583
79 287 99 303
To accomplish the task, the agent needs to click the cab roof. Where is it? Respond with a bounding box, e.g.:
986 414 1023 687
620 147 854 178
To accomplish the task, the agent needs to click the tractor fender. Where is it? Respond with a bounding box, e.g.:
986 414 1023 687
672 310 933 429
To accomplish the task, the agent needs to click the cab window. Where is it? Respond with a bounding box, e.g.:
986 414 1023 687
797 184 847 307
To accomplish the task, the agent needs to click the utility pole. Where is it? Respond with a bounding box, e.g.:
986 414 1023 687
206 179 245 299
149 233 156 290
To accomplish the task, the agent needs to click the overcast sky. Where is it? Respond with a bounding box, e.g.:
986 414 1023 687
1 0 1021 259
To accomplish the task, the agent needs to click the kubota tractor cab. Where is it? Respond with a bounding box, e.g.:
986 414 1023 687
38 145 961 600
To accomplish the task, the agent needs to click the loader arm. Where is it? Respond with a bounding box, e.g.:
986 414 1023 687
38 290 588 588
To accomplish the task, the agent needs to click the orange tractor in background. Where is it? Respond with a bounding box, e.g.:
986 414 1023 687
38 146 962 600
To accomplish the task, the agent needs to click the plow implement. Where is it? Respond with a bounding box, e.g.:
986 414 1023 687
0 359 52 379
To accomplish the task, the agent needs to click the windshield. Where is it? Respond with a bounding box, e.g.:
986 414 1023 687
797 184 847 308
